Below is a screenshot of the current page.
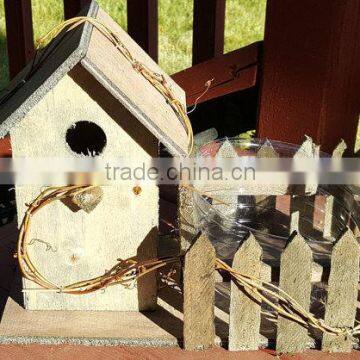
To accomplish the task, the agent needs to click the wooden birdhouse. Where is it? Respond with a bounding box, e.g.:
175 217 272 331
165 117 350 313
0 1 188 311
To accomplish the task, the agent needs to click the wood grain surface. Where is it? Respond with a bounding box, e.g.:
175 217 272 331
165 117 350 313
276 232 312 353
183 234 216 350
229 233 262 351
322 229 360 352
257 0 360 153
84 8 188 156
10 74 158 311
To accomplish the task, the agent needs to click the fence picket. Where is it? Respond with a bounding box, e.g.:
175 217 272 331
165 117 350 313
229 232 262 350
290 210 299 234
276 231 312 353
127 0 158 62
322 141 346 239
322 229 360 352
192 0 225 65
290 195 315 236
178 186 198 253
4 0 34 78
183 233 215 350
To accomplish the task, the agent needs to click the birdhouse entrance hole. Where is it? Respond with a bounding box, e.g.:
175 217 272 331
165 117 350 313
66 121 107 156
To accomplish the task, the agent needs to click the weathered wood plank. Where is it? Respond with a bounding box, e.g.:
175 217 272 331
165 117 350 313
276 232 312 353
4 0 35 78
127 0 158 62
322 229 360 352
12 71 159 311
192 0 225 65
290 210 299 234
172 43 259 106
229 232 262 351
85 7 187 156
178 186 198 253
293 136 319 195
322 140 347 239
332 140 347 158
183 233 215 350
254 140 278 220
290 195 315 236
214 139 238 217
257 0 360 153
64 0 92 19
257 139 279 158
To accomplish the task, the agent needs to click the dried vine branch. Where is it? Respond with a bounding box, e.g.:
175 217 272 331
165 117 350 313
17 185 360 340
35 16 193 155
18 185 178 294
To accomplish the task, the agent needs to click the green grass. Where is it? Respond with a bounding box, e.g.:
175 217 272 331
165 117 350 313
0 0 266 89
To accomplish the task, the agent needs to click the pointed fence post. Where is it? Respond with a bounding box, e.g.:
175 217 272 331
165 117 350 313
332 139 347 158
229 232 262 351
178 186 198 253
215 139 238 214
255 140 279 216
276 231 313 353
322 229 360 352
293 136 319 195
183 233 216 350
323 140 347 239
257 139 279 158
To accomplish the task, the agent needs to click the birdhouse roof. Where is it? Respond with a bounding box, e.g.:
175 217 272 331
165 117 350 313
0 1 188 156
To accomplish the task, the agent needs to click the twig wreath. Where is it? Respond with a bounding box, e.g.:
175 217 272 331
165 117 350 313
17 185 360 339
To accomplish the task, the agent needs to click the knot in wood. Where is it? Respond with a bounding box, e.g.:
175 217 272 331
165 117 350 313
71 186 103 213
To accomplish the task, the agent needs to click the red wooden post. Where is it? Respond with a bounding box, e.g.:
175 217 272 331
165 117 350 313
0 136 11 158
257 0 360 154
64 0 92 19
127 0 158 62
192 0 225 65
4 0 35 79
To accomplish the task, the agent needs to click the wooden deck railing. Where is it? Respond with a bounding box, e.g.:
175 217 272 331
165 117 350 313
4 0 227 77
4 0 34 78
2 0 360 154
